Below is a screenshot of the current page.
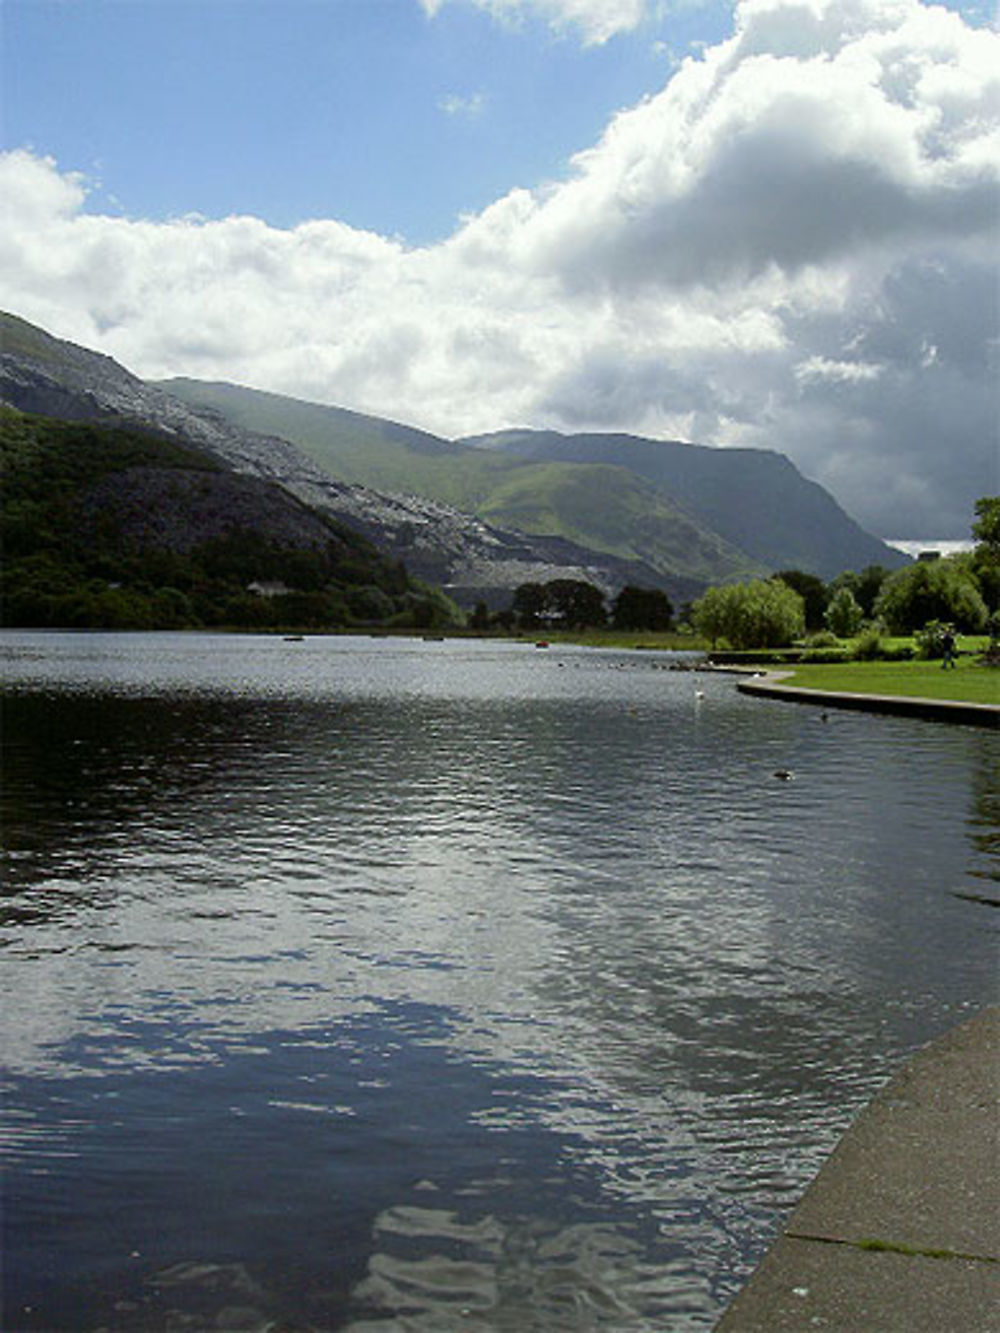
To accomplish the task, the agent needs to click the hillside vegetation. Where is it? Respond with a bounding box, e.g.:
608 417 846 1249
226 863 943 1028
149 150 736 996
160 380 766 586
0 408 452 630
162 378 903 585
467 429 904 578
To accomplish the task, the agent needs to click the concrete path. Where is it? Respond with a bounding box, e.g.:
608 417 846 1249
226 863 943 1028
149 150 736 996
715 1007 1000 1332
736 674 999 728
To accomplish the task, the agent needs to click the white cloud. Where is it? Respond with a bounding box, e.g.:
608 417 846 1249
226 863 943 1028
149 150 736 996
795 356 884 383
418 0 652 45
1 0 997 539
438 91 488 117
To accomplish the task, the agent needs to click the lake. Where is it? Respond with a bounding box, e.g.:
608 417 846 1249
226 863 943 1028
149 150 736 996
1 631 997 1332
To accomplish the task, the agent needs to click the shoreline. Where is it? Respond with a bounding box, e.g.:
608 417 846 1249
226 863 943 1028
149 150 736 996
715 1007 1000 1331
736 671 999 729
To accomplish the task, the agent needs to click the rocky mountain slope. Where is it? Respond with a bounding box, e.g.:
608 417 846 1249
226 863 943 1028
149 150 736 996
0 313 673 607
161 378 764 589
163 375 904 584
1 407 446 630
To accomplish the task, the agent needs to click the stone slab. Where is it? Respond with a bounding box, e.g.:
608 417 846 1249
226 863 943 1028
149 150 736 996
716 1008 1000 1332
717 1235 1000 1333
736 676 999 728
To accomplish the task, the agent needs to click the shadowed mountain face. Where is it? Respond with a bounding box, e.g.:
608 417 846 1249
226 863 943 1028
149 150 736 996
0 314 676 607
1 312 904 612
462 430 907 580
162 377 905 585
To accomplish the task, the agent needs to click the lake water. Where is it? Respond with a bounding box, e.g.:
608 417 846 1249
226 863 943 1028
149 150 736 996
1 631 997 1332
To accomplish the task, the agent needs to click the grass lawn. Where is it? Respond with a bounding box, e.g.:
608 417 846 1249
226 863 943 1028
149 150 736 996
781 657 999 705
506 629 708 652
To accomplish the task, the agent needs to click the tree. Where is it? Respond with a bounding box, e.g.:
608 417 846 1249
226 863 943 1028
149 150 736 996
612 585 674 631
874 557 988 634
691 585 731 649
825 586 863 638
829 565 890 619
512 582 547 629
971 496 1000 612
469 600 491 631
692 578 805 649
972 496 1000 559
510 579 606 630
545 579 607 629
775 570 827 631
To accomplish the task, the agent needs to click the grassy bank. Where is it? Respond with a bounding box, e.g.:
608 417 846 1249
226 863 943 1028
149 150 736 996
508 629 707 652
780 656 999 706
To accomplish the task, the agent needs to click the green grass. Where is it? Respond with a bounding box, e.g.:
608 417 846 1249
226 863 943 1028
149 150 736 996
437 628 708 651
781 656 999 705
531 629 708 651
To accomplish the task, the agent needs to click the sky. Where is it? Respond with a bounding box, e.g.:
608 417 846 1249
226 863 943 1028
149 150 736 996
1 0 998 540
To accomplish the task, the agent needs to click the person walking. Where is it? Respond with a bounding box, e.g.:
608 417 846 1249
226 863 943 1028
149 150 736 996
940 625 957 669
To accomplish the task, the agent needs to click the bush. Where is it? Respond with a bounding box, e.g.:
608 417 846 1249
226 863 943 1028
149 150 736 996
850 631 914 662
800 648 850 663
915 620 947 659
879 644 915 661
853 628 884 660
803 630 841 648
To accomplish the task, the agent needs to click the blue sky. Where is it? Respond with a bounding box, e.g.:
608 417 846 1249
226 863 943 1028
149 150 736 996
1 0 997 538
5 0 737 243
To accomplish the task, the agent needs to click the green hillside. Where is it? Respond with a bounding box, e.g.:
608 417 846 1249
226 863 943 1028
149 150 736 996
476 462 758 584
161 379 761 586
467 429 907 579
0 407 452 631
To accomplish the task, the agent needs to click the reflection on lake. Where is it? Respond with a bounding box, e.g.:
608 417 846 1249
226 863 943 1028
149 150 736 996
2 631 997 1331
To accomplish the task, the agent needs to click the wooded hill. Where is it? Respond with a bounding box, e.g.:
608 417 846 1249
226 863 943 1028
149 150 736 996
0 312 680 609
0 407 452 630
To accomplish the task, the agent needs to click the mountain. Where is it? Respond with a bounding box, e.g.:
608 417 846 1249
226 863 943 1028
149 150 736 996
160 379 764 589
0 406 456 630
0 313 671 608
162 377 904 585
462 430 907 580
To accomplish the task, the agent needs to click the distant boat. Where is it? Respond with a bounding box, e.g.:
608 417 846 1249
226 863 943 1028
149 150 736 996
535 641 550 649
422 635 445 642
284 635 305 642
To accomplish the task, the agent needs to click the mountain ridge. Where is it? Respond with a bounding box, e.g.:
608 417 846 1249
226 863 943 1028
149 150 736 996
161 375 904 583
160 377 761 588
0 314 675 607
463 428 904 578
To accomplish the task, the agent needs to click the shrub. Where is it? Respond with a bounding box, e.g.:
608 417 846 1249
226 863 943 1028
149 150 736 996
825 586 864 638
853 628 884 660
915 620 946 659
800 648 850 663
879 644 915 661
803 630 841 649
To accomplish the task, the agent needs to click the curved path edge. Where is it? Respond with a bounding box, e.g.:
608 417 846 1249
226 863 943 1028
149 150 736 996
714 1006 1000 1332
736 672 999 729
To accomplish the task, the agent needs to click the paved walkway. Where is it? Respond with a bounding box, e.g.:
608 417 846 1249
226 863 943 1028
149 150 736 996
715 1007 1000 1332
736 674 999 728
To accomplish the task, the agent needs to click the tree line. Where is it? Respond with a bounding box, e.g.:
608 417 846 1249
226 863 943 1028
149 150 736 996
692 497 998 650
492 498 999 649
471 580 676 634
